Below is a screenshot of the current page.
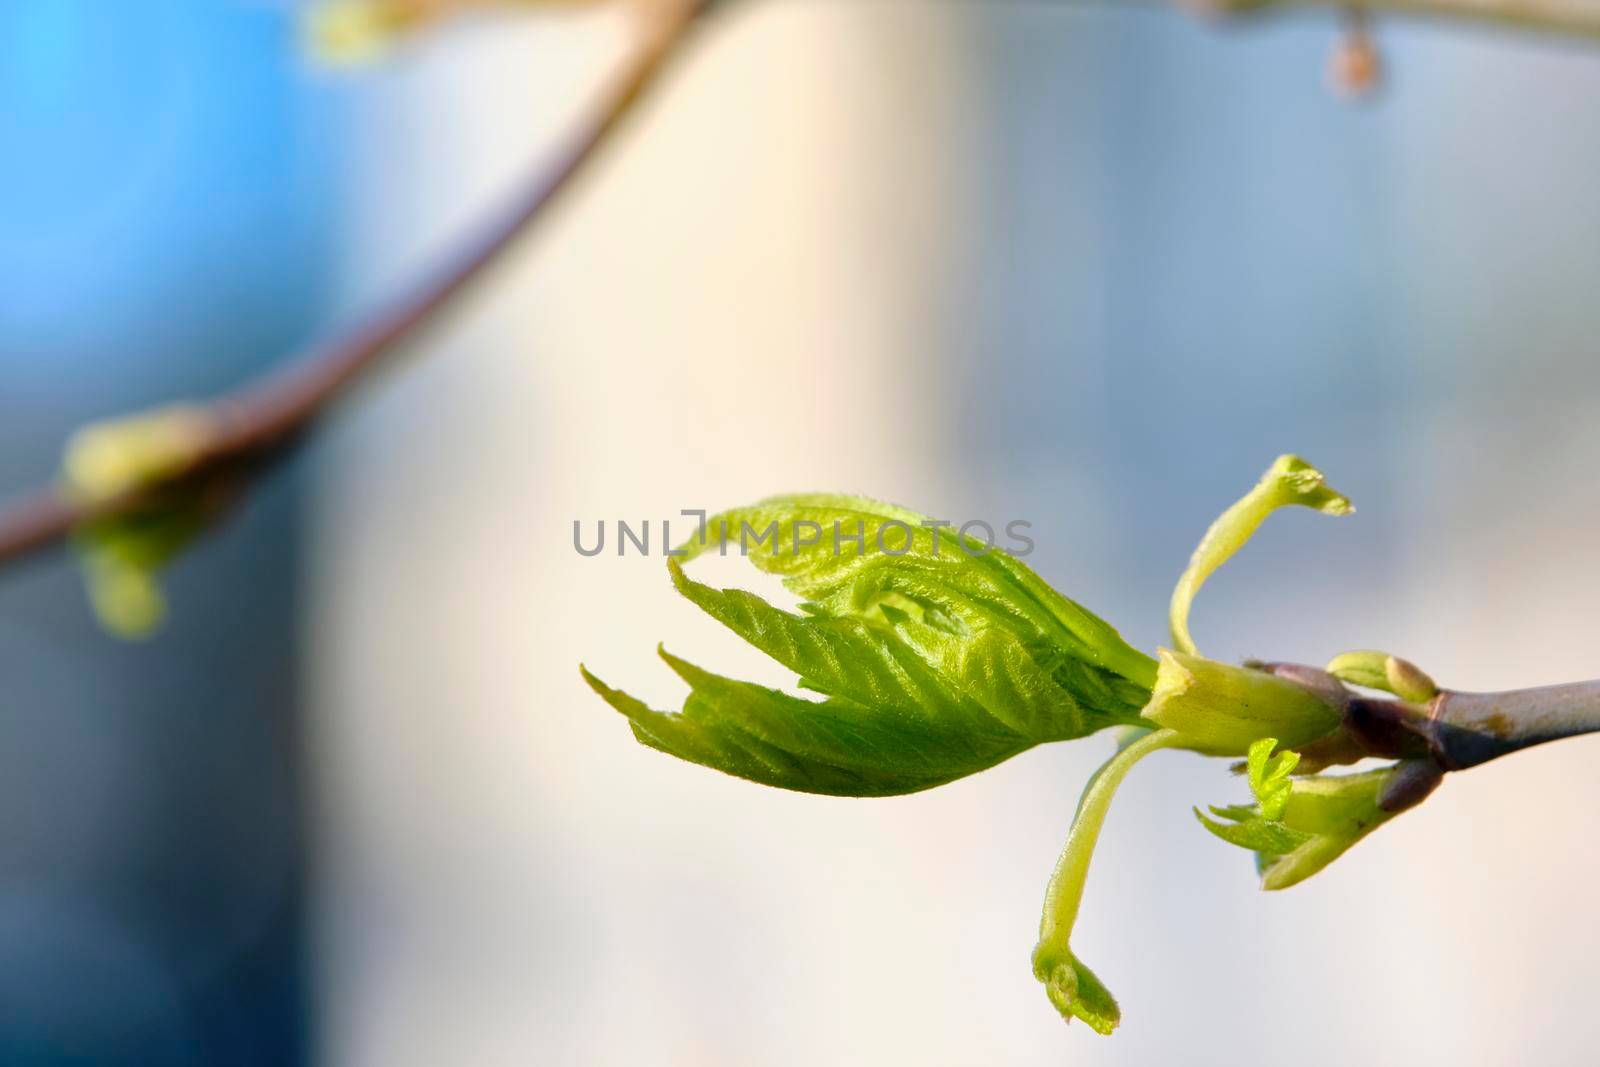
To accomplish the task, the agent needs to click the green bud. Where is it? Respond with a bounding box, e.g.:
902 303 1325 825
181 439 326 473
63 406 212 503
81 551 167 638
1385 657 1439 703
1031 944 1120 1037
1199 760 1429 891
303 0 591 65
1323 650 1389 691
1142 650 1344 757
61 406 229 638
1326 649 1438 703
304 1 424 63
1255 768 1396 889
72 498 225 639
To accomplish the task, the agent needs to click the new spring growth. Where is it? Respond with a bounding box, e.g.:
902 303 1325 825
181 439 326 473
304 0 597 63
61 406 228 638
584 456 1600 1033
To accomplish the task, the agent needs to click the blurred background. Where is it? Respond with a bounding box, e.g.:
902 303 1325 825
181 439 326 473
4 1 1600 1064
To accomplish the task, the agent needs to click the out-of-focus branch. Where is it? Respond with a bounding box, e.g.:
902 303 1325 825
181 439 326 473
0 0 710 570
1189 0 1600 39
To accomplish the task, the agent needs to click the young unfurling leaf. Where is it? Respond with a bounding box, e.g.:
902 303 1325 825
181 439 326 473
582 495 1156 796
1198 756 1429 890
585 456 1459 1034
1246 736 1298 820
1195 738 1314 857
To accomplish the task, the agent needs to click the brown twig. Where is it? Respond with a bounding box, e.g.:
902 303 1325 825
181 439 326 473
1269 663 1600 774
0 0 711 569
1188 0 1600 39
1348 681 1600 770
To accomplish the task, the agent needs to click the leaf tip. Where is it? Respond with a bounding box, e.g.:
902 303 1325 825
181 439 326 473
654 644 708 689
1032 944 1121 1035
1267 454 1353 516
665 554 693 592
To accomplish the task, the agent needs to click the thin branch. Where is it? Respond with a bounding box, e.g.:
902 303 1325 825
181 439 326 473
971 0 1600 38
1432 681 1600 768
0 0 711 569
1332 679 1600 771
1189 0 1600 39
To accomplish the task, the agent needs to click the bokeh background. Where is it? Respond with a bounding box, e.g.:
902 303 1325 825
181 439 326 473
4 1 1600 1064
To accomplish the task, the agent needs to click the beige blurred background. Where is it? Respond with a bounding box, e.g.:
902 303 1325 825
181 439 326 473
306 4 1600 1065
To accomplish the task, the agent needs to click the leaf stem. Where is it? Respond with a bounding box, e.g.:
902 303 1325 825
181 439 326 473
1035 728 1180 965
1168 456 1351 656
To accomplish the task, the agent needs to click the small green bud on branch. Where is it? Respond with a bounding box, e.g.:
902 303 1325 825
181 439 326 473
304 0 607 65
1145 650 1344 756
1327 649 1438 702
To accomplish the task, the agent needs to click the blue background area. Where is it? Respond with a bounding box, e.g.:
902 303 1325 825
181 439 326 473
0 3 332 1063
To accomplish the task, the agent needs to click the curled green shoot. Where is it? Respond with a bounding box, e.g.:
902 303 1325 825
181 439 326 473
1031 727 1181 1034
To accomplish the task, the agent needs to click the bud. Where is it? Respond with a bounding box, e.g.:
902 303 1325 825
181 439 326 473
303 0 594 65
1142 650 1344 757
1032 945 1120 1037
61 406 231 638
1199 759 1428 891
1326 649 1438 703
62 406 213 503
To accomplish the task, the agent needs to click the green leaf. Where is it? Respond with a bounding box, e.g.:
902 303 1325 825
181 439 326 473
1192 738 1308 853
582 649 1013 796
1033 947 1121 1037
1246 736 1299 820
679 495 1158 698
1194 805 1313 854
582 495 1156 796
1197 757 1414 891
